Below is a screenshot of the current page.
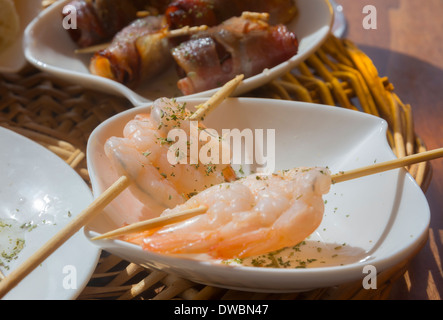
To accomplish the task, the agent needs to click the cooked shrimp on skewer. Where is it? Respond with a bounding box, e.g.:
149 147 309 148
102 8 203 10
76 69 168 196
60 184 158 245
125 167 331 259
105 97 234 218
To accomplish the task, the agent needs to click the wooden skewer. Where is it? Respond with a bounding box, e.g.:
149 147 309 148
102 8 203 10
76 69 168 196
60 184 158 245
332 147 443 183
75 25 209 54
165 25 208 38
91 206 208 240
189 74 244 120
0 175 131 299
136 10 150 18
41 0 57 8
241 11 270 21
74 42 110 54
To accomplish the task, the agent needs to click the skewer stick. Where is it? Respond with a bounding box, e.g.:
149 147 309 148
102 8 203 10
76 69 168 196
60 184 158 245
136 10 150 18
0 175 131 299
241 12 270 21
189 74 244 121
75 25 209 54
185 75 243 181
332 147 443 183
165 25 208 38
91 206 208 240
74 42 110 54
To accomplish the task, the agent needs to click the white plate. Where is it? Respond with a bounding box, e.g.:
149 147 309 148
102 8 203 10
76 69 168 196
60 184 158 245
0 127 100 300
84 98 430 292
23 0 333 107
0 0 42 73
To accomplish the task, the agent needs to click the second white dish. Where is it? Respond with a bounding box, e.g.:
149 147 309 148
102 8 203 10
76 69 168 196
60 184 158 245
23 0 333 106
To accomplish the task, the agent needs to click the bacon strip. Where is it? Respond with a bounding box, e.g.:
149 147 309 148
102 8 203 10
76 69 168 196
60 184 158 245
171 15 299 95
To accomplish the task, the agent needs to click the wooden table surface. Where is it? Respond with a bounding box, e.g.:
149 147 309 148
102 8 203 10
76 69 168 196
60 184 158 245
336 0 443 300
1 0 441 301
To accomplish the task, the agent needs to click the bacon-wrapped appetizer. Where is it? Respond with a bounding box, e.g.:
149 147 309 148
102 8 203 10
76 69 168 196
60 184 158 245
63 0 171 48
89 15 171 87
89 15 210 87
165 0 297 29
171 13 299 95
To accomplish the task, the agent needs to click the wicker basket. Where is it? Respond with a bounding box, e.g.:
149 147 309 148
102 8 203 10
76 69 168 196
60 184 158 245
0 34 431 300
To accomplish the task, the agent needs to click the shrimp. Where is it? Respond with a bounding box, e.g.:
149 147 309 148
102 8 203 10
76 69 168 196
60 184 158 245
125 167 331 259
105 97 235 219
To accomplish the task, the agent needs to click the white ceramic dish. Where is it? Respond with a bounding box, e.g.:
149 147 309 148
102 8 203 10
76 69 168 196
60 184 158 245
0 0 42 73
23 0 333 107
84 98 430 292
0 127 100 300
